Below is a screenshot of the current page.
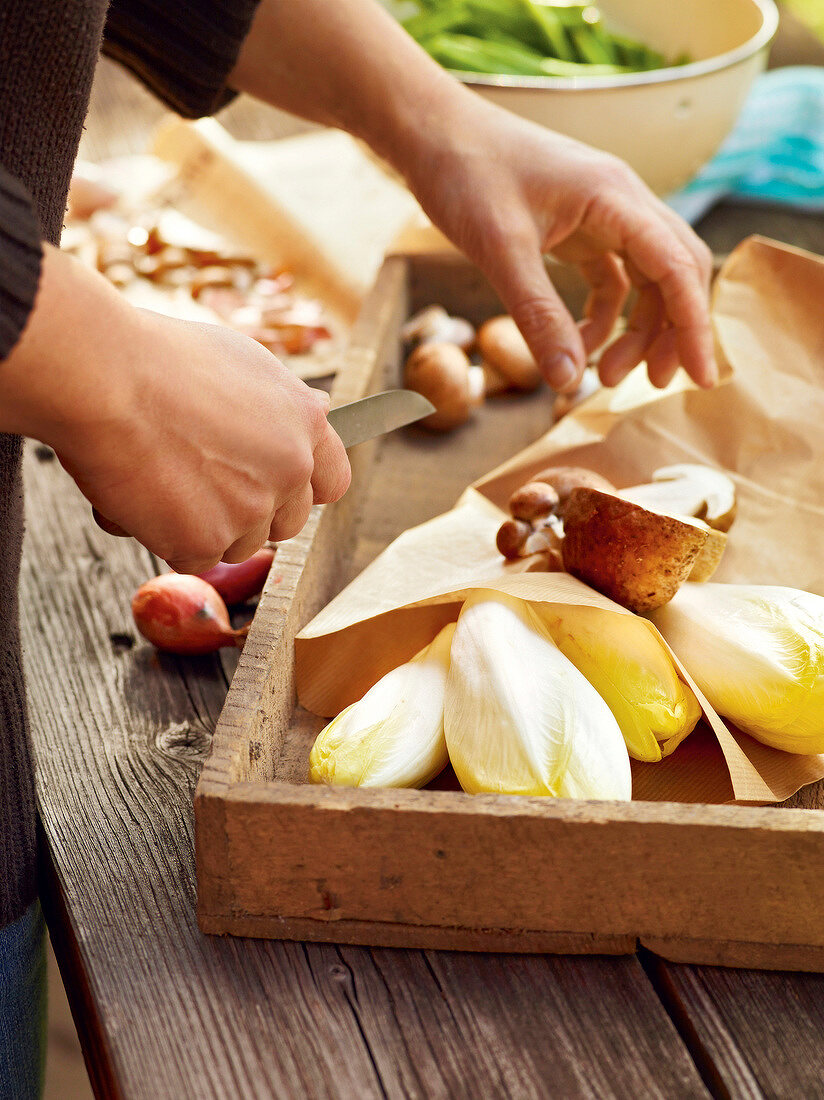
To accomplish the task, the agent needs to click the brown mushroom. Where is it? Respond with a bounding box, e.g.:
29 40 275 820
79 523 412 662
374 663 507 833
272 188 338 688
561 488 713 613
403 343 484 431
530 466 616 518
508 481 560 523
496 518 532 559
496 515 563 565
477 316 542 392
481 361 511 398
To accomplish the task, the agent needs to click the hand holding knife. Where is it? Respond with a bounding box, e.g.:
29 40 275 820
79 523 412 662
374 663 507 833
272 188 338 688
92 389 435 537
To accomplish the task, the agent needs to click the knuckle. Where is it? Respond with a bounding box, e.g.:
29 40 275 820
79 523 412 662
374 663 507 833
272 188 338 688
278 448 314 497
234 492 271 532
594 154 635 191
305 393 330 438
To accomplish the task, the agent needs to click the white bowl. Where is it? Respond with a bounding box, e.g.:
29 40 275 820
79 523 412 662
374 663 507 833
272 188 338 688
456 0 779 196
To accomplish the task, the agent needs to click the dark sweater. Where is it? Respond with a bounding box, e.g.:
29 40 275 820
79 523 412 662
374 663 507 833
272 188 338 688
0 0 260 930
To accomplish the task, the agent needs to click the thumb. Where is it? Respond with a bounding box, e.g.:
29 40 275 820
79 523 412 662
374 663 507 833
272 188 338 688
484 229 586 393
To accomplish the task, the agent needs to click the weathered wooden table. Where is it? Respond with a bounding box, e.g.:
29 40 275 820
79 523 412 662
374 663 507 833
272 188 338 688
29 22 824 1099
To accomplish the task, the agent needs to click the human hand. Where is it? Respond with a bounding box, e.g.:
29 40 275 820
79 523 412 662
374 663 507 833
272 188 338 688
1 246 350 573
399 93 717 394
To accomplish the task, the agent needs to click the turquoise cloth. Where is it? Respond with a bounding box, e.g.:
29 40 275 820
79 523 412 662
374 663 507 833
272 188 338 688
0 901 46 1100
668 66 824 223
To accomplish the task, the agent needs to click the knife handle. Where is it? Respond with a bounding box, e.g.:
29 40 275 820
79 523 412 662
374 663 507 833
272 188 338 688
92 507 129 538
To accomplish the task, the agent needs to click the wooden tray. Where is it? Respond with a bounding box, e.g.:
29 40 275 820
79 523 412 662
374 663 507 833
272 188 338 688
195 252 824 972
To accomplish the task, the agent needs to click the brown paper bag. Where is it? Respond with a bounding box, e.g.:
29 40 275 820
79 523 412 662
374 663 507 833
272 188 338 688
296 236 824 805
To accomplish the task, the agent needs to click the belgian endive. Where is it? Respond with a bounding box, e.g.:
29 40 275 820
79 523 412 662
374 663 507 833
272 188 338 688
534 603 702 762
649 583 824 754
444 591 632 799
309 623 454 788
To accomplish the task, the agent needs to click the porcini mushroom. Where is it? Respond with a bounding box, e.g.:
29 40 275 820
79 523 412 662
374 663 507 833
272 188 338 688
561 488 715 613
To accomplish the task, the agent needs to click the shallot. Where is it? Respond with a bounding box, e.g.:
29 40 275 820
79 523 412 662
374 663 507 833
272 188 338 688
132 573 247 655
198 546 276 605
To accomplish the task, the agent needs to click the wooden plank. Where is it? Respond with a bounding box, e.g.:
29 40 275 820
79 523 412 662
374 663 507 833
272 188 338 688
641 777 824 1094
334 948 712 1100
643 955 824 1099
201 783 824 955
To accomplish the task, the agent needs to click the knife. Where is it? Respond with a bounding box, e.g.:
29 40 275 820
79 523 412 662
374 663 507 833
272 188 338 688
328 388 435 448
92 389 434 536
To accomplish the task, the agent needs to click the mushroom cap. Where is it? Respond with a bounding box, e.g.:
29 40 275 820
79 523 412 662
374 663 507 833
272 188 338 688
477 316 542 392
403 342 477 431
402 306 476 353
508 481 560 522
496 518 532 559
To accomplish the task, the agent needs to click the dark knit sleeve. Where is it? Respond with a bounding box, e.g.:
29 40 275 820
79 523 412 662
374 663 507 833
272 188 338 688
102 0 261 119
0 167 43 363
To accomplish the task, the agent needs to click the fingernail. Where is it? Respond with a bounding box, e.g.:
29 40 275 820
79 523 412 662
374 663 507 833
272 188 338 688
545 353 580 393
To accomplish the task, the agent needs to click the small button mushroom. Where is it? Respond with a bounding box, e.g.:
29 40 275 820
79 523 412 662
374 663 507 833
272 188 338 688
477 316 542 392
403 343 483 431
401 305 476 353
508 481 560 523
103 261 136 288
496 518 532 559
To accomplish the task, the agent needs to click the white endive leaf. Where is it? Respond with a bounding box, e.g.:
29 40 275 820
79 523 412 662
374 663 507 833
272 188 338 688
649 583 824 754
309 623 454 788
445 592 631 799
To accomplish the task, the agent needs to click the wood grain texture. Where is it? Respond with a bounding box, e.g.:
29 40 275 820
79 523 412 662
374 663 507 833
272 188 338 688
645 955 824 1100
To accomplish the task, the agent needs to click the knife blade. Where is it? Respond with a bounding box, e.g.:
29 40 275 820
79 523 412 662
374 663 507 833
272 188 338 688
327 389 435 448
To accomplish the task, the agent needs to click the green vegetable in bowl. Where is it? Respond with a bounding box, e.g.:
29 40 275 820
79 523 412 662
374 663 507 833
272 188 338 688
394 0 685 77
